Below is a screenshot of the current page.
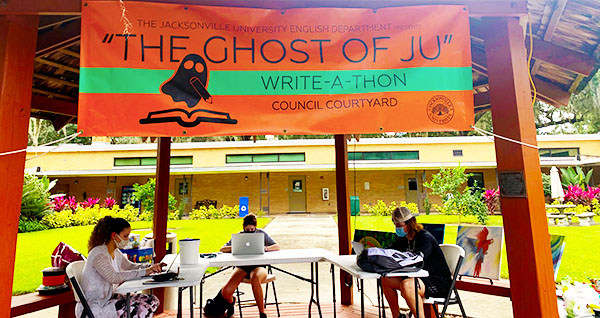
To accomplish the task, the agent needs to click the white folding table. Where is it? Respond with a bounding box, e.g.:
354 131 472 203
325 254 429 318
201 248 333 318
116 257 208 318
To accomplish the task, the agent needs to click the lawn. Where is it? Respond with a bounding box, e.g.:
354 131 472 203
347 215 600 282
12 218 270 295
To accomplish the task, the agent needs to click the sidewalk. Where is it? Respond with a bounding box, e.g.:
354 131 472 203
23 214 514 317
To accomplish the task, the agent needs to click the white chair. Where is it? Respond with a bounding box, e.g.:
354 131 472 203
235 266 280 318
66 261 95 318
424 244 468 318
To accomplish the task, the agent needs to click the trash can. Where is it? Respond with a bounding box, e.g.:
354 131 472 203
239 196 249 217
350 196 360 216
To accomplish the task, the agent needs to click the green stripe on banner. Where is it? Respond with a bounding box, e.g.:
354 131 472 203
80 67 473 95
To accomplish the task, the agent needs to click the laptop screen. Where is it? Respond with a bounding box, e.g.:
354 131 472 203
231 233 265 255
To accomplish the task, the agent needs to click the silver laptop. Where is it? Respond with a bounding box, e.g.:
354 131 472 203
231 233 265 255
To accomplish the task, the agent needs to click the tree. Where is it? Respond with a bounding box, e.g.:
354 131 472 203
132 178 177 212
423 166 489 224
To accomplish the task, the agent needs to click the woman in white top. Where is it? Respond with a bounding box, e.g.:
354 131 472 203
76 216 165 318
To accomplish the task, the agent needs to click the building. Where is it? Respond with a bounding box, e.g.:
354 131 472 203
25 134 600 214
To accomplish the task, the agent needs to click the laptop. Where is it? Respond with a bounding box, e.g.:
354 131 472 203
231 233 265 255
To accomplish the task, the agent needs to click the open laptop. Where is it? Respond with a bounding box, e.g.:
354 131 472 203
231 233 265 255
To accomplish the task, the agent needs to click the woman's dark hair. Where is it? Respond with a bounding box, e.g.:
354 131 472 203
243 214 257 227
88 216 130 251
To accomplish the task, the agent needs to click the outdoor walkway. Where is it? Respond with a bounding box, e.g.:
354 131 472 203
21 214 514 317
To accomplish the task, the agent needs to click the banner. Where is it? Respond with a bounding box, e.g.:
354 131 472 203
80 1 473 136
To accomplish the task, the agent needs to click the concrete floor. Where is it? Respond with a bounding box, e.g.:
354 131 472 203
21 214 514 317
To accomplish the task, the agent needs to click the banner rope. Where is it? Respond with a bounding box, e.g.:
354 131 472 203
0 131 82 158
470 125 539 149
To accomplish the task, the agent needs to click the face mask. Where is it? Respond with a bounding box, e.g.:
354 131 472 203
395 227 407 237
114 235 129 249
244 229 256 233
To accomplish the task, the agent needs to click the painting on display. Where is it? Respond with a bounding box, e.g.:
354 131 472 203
550 234 566 281
353 229 396 253
456 225 504 280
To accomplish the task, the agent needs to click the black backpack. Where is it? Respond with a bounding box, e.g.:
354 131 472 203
357 247 424 274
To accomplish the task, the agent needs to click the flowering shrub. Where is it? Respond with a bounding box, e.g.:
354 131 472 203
42 205 139 229
189 205 239 220
563 185 600 206
79 197 100 209
362 200 419 216
103 197 117 209
483 187 500 214
51 196 68 212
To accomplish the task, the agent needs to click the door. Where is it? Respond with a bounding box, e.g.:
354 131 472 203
288 176 306 213
405 175 419 205
175 177 192 215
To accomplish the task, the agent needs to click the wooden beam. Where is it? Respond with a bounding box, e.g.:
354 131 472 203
153 137 171 314
59 48 79 58
334 134 353 306
34 57 79 73
542 0 568 42
531 59 542 76
0 0 81 15
471 19 596 76
31 94 78 116
1 0 526 16
568 74 585 93
474 91 490 106
33 73 78 87
51 115 75 130
31 88 76 101
36 18 80 57
38 15 79 30
0 15 39 318
532 76 571 107
483 17 558 318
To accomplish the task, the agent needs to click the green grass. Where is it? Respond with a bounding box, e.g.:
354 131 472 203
12 218 270 295
347 215 600 282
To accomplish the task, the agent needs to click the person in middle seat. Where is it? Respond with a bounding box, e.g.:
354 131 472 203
204 214 279 318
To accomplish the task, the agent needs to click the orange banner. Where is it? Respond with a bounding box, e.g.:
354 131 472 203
80 1 473 136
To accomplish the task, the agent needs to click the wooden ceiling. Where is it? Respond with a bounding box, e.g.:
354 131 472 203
2 0 599 130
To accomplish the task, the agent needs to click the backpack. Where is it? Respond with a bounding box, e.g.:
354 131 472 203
356 247 423 274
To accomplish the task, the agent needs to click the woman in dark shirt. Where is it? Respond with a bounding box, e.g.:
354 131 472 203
381 207 452 318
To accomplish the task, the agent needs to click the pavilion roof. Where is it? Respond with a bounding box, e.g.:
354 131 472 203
7 0 598 129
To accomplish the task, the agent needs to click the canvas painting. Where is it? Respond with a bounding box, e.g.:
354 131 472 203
353 229 396 253
550 234 566 281
456 225 504 280
422 223 446 244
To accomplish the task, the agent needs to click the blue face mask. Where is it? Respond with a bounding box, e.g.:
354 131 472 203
395 227 407 237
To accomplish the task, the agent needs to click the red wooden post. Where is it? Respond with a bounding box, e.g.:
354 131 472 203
483 17 558 317
153 137 171 313
334 134 353 305
0 15 39 317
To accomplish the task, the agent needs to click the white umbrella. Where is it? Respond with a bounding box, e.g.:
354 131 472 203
550 166 564 201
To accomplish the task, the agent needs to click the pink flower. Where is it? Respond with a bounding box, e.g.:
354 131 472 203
80 197 100 209
67 196 78 211
51 196 68 212
103 197 117 209
483 187 500 214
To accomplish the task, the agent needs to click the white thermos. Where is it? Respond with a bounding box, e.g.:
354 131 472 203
179 238 200 265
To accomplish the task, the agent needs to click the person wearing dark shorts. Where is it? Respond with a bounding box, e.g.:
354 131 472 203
207 214 279 318
381 207 452 318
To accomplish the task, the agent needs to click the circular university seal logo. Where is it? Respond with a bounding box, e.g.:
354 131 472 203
426 95 454 125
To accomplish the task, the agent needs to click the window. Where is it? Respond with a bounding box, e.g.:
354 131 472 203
453 149 463 157
114 156 192 166
467 172 485 190
226 153 305 164
349 151 419 160
539 148 579 159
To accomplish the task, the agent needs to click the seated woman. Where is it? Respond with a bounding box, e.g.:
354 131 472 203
381 207 452 318
205 214 279 318
77 216 165 318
